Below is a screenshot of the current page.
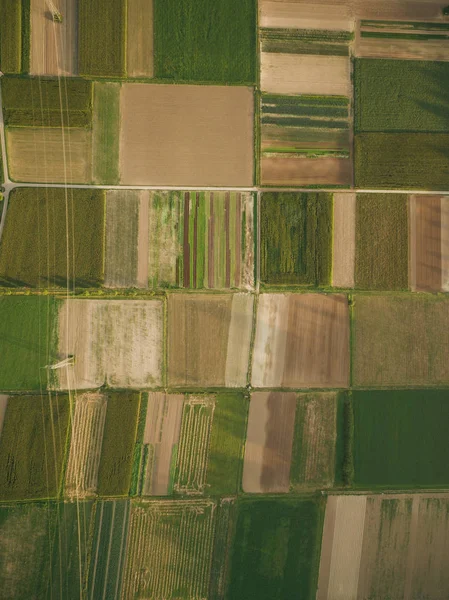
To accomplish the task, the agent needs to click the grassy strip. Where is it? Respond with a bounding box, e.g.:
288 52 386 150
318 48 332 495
262 115 348 129
361 19 449 30
262 93 349 107
262 103 348 119
97 393 140 496
92 82 120 184
0 394 70 500
21 0 30 73
78 0 126 76
342 392 354 486
361 30 449 40
0 187 105 288
0 0 22 73
154 0 256 83
262 39 349 55
354 133 449 190
263 148 349 158
261 28 353 42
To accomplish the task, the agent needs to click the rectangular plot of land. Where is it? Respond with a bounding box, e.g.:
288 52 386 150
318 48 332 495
260 1 353 30
333 193 355 288
262 156 352 186
126 0 153 77
92 82 120 184
410 195 443 292
243 392 296 494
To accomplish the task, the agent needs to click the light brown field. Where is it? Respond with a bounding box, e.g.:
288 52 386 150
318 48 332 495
261 156 352 186
353 294 449 386
119 84 254 186
333 193 355 288
144 392 183 496
167 293 253 388
0 395 8 438
252 294 350 388
409 195 442 292
126 0 153 77
261 53 351 95
6 127 91 183
356 36 449 61
242 392 296 494
30 0 78 75
440 196 449 291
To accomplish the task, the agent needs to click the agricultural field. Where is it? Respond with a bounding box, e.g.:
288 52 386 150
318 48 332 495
252 293 350 388
332 193 356 287
317 493 449 600
119 83 254 186
127 0 154 77
0 187 105 288
167 293 254 387
228 497 324 600
0 0 23 73
260 192 332 286
353 294 449 386
92 82 120 184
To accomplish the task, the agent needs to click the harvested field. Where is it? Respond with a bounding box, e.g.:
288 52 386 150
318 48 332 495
332 193 355 287
261 53 350 95
167 293 254 388
262 156 352 186
127 0 153 77
6 126 92 183
252 294 350 388
442 196 449 291
65 392 107 498
353 294 449 386
243 391 296 493
92 82 120 184
55 299 164 389
30 0 78 76
119 83 254 186
0 395 8 438
290 392 338 490
260 2 353 30
121 500 216 599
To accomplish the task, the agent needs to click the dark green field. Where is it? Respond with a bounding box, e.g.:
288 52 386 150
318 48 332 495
206 393 248 495
260 192 332 285
227 498 324 600
354 133 449 189
355 59 449 133
353 390 449 487
355 194 408 290
153 0 256 83
0 0 22 73
78 0 126 77
0 394 70 500
0 188 105 288
0 296 57 390
97 394 140 496
1 77 92 127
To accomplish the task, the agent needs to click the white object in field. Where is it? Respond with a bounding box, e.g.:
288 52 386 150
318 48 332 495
46 356 75 370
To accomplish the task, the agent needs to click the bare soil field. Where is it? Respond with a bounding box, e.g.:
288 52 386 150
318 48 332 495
127 0 153 77
144 392 183 495
333 193 355 288
0 396 8 439
30 0 78 75
167 293 253 387
441 196 449 291
356 37 449 61
252 294 350 388
353 294 449 386
261 53 351 95
261 156 352 187
6 127 91 183
242 392 296 493
119 84 254 186
260 1 353 30
55 299 164 390
409 195 442 292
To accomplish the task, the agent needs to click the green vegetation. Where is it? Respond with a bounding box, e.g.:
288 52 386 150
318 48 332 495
0 187 105 288
206 393 248 495
2 77 92 127
355 194 408 290
260 192 332 285
341 393 354 486
361 20 449 30
21 0 30 73
0 0 22 73
355 59 449 133
354 133 449 189
263 94 349 108
261 28 352 55
353 390 449 487
92 82 120 184
0 296 57 390
0 394 70 500
78 0 126 77
154 0 256 83
227 498 324 600
97 393 140 496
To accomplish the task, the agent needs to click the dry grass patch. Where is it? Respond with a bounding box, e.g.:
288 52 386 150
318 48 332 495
332 193 355 287
126 0 153 77
260 1 353 30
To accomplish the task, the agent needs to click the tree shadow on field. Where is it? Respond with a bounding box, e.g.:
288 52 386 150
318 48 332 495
414 66 449 132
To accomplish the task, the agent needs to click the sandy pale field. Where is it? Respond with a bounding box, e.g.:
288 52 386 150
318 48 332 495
356 37 449 61
127 0 154 77
333 193 355 288
0 395 8 439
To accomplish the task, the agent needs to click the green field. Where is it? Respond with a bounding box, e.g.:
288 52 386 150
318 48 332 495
0 296 57 390
153 0 256 83
206 393 248 495
0 188 105 288
354 133 449 189
97 393 140 496
355 194 408 290
92 82 120 184
0 0 22 73
227 498 324 600
353 390 449 487
355 59 449 133
78 0 126 77
260 192 332 285
1 77 92 127
261 28 352 55
0 394 70 500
